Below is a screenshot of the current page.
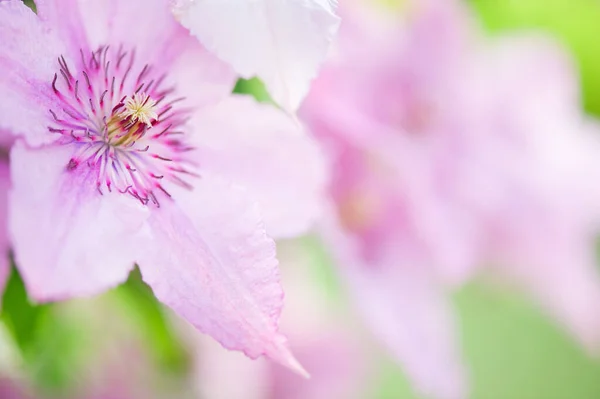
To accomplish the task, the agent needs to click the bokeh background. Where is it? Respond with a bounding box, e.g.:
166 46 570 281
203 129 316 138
4 0 600 398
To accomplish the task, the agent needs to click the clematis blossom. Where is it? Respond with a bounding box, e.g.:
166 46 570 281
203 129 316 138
172 0 341 112
0 0 326 372
301 0 600 398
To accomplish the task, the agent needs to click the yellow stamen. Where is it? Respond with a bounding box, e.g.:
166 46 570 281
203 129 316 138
121 93 158 127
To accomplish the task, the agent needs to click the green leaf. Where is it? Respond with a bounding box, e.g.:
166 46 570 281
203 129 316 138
0 264 49 354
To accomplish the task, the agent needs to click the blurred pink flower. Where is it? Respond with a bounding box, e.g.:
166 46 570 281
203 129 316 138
192 241 372 399
0 379 33 399
172 0 341 112
0 0 326 372
301 0 600 398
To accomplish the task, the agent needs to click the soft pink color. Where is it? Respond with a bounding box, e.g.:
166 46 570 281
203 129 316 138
301 0 600 397
0 132 10 301
0 0 325 370
193 240 371 399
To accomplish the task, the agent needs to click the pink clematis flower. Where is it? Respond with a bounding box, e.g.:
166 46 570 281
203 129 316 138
172 0 341 112
301 0 600 398
0 0 325 372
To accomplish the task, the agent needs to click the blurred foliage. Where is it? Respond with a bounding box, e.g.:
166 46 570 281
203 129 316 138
233 77 274 104
0 266 190 396
458 284 600 399
296 236 344 302
0 265 80 395
373 282 600 399
1 264 49 354
23 0 36 12
470 0 600 116
27 308 86 396
466 2 600 391
307 239 600 399
113 268 191 376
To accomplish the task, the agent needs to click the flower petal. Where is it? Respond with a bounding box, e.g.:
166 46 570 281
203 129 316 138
0 0 67 146
192 239 370 399
166 40 238 109
37 0 182 64
465 35 600 352
8 142 149 301
320 212 467 399
192 96 326 238
494 232 600 353
479 34 580 118
270 333 368 399
35 0 92 56
0 160 10 297
136 175 306 374
174 0 341 112
48 0 237 107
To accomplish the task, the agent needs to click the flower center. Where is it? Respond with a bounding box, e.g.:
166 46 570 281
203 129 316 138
48 46 195 206
121 93 158 127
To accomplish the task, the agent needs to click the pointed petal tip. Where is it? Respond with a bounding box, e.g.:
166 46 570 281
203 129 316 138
267 340 311 379
284 351 311 379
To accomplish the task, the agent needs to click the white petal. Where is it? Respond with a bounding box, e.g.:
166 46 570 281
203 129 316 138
173 0 340 112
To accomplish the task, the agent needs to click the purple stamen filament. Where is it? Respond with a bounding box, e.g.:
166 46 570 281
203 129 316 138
48 46 196 206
